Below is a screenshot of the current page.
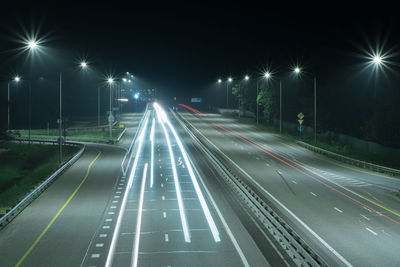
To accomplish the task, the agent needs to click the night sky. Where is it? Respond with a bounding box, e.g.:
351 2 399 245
1 1 399 145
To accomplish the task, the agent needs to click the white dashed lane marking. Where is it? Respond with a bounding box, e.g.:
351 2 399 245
334 207 343 213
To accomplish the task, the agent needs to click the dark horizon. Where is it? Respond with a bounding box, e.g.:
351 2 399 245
1 1 399 146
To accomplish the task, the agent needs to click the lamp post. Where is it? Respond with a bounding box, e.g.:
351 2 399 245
238 75 250 118
7 76 20 131
58 61 87 164
107 77 114 139
226 77 232 108
293 67 317 144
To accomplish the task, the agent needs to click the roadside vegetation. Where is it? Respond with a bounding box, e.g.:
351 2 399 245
228 115 400 171
0 142 79 214
10 127 123 142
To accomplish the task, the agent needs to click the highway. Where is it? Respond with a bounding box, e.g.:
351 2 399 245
0 107 275 267
178 104 400 267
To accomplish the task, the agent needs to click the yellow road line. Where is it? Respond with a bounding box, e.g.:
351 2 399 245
15 151 101 267
361 196 400 218
279 141 302 152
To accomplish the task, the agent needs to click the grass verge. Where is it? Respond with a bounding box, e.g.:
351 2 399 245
10 128 123 142
225 114 400 171
0 142 79 213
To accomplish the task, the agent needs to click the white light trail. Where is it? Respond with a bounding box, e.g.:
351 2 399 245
154 103 220 242
105 115 149 267
154 103 191 243
132 163 148 267
150 117 155 188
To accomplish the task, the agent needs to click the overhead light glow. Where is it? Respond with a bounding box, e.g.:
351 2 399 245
134 93 139 99
117 98 129 102
80 61 87 68
372 55 382 65
28 40 38 50
122 78 127 82
294 67 301 73
107 77 114 84
264 72 271 78
228 77 232 82
245 75 249 80
218 79 222 83
14 76 21 82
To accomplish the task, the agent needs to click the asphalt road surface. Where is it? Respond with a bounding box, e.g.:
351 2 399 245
0 109 277 267
178 104 400 267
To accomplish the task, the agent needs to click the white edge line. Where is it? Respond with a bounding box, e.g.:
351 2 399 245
180 112 352 267
132 163 148 267
173 111 250 267
165 112 221 242
105 114 149 267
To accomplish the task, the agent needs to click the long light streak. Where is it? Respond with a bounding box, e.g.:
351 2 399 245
131 163 148 267
154 103 220 242
154 103 191 243
105 116 149 267
150 117 155 188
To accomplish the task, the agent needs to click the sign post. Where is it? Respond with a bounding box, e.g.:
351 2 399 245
297 112 304 136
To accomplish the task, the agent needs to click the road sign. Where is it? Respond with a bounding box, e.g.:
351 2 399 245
298 119 304 125
297 112 304 120
298 125 304 132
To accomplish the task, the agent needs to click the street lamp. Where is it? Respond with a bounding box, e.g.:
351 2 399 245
372 55 382 65
226 77 233 108
27 40 38 50
80 61 87 68
107 77 114 139
238 75 250 118
218 79 222 83
293 66 317 144
7 76 21 130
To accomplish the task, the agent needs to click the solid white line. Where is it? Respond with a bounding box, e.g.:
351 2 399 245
165 234 169 242
334 207 343 213
105 114 149 267
292 180 297 184
163 212 167 218
366 227 378 236
132 163 148 267
181 115 352 267
310 192 317 197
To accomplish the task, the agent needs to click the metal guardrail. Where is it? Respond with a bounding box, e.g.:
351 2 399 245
115 127 127 143
173 111 326 267
297 141 400 177
0 141 85 227
121 109 149 176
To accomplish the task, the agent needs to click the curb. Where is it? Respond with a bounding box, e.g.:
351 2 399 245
0 142 85 228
